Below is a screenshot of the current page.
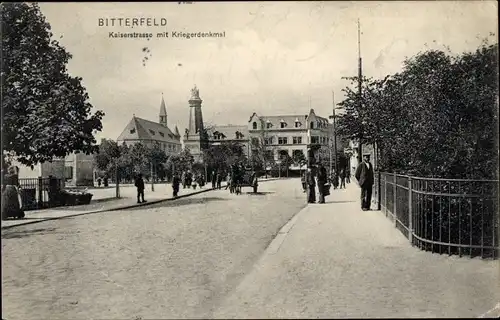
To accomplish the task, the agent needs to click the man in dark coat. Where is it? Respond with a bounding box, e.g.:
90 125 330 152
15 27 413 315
134 173 146 203
339 168 346 189
172 173 181 197
306 167 316 203
355 154 374 210
217 171 223 189
317 165 328 204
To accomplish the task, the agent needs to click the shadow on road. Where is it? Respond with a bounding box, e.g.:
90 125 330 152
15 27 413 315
45 197 133 212
244 191 275 196
1 227 58 239
123 196 228 211
325 201 357 204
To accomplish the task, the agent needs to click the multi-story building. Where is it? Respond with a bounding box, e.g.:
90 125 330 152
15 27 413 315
206 125 250 155
247 109 333 171
117 94 182 155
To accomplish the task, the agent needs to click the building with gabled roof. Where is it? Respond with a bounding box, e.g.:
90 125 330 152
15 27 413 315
117 94 182 156
247 109 339 171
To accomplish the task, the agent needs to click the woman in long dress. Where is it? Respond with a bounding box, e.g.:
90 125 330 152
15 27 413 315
2 166 25 220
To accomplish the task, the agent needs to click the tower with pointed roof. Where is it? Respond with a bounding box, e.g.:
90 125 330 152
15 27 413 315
116 93 182 159
183 85 207 161
159 93 167 127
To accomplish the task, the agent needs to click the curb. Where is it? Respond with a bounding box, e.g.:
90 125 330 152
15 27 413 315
1 185 221 230
265 203 309 255
1 179 282 230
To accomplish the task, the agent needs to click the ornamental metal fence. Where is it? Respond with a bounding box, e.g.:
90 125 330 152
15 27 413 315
18 177 64 211
373 172 499 259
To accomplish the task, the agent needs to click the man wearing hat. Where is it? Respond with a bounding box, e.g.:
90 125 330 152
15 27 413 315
355 154 374 210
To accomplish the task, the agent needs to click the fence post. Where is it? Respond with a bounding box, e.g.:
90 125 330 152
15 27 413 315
408 177 413 245
37 176 43 209
377 171 381 210
384 173 387 216
394 173 397 226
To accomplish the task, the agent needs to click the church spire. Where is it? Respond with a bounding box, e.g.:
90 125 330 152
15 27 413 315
159 93 167 126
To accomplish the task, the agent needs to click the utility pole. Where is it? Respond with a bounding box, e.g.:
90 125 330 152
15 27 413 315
328 91 338 174
357 18 363 165
333 91 338 172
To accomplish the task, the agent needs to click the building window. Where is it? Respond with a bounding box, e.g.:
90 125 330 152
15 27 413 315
310 122 315 129
295 122 301 128
278 150 289 160
280 120 287 128
159 132 165 137
251 137 259 146
64 166 73 180
266 122 272 129
252 122 257 130
278 137 288 145
292 136 302 144
149 129 155 135
311 136 319 144
292 149 304 159
264 150 274 161
130 128 136 134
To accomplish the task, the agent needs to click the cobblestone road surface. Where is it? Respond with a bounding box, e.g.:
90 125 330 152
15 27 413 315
1 179 305 319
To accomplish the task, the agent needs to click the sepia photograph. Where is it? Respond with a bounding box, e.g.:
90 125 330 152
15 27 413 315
1 1 499 319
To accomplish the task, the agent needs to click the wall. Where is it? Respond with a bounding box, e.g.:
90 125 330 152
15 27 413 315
14 161 42 179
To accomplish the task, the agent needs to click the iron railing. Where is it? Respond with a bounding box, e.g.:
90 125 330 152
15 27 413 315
373 172 499 259
17 177 64 211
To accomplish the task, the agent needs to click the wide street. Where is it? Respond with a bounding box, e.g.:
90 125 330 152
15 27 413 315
1 179 306 319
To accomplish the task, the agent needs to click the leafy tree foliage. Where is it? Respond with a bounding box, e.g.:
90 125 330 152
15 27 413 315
336 39 498 179
1 3 104 167
94 140 169 182
202 142 247 174
292 149 307 168
166 147 195 178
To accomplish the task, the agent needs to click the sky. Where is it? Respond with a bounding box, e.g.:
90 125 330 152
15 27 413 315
38 1 498 142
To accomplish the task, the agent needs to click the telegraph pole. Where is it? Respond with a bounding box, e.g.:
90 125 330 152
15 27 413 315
328 91 338 174
357 18 363 165
333 91 338 172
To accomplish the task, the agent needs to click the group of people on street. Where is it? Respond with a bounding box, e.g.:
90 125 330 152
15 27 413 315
301 154 374 210
211 170 224 190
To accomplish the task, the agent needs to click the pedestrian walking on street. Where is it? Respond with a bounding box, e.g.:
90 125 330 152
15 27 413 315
317 165 328 204
182 171 187 189
332 170 339 190
300 171 307 193
225 172 231 191
1 166 25 220
211 170 217 189
306 167 316 203
172 173 181 197
97 177 102 187
134 173 146 204
355 154 375 211
217 171 222 189
340 168 346 189
346 170 351 184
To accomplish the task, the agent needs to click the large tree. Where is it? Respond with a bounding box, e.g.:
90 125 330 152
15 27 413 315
336 39 498 179
1 3 104 167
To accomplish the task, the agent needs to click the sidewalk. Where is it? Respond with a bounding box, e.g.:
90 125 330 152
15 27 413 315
1 178 280 230
214 183 500 319
1 183 216 229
